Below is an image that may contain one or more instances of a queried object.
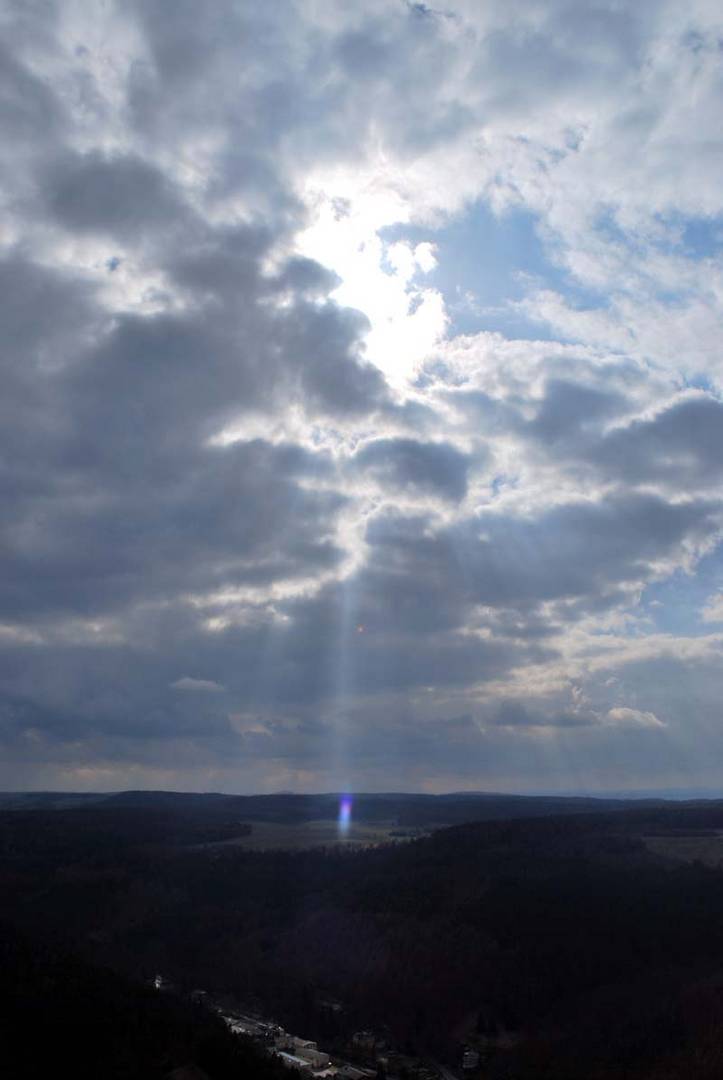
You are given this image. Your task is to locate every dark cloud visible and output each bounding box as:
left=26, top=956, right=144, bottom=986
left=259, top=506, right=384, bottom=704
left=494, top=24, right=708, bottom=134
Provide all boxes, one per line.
left=526, top=378, right=624, bottom=445
left=0, top=433, right=346, bottom=621
left=493, top=700, right=593, bottom=728
left=361, top=492, right=716, bottom=617
left=590, top=394, right=723, bottom=487
left=0, top=40, right=64, bottom=145
left=44, top=151, right=187, bottom=238
left=505, top=379, right=723, bottom=493
left=354, top=437, right=471, bottom=501
left=0, top=253, right=96, bottom=362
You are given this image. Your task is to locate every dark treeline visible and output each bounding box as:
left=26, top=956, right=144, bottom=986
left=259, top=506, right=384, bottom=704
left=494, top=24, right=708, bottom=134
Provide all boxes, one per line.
left=0, top=787, right=656, bottom=823
left=6, top=800, right=723, bottom=1076
left=0, top=922, right=292, bottom=1080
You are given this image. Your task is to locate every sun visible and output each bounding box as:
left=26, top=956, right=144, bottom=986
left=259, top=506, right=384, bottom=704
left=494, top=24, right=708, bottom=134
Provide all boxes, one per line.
left=296, top=172, right=447, bottom=389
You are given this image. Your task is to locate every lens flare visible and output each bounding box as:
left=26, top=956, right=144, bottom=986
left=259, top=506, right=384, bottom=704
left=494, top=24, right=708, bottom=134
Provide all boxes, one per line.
left=338, top=795, right=353, bottom=836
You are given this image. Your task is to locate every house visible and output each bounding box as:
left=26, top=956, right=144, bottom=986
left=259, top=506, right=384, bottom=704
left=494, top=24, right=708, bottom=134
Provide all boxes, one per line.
left=462, top=1049, right=480, bottom=1070
left=278, top=1051, right=315, bottom=1074
left=296, top=1046, right=330, bottom=1069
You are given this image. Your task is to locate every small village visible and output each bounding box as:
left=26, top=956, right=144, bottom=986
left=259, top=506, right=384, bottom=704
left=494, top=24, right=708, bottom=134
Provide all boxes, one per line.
left=213, top=1001, right=482, bottom=1080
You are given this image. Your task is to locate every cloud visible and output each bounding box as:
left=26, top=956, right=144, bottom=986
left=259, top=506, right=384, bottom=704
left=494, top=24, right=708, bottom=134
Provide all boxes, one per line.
left=605, top=707, right=665, bottom=730
left=353, top=438, right=472, bottom=501
left=493, top=699, right=595, bottom=729
left=1, top=0, right=723, bottom=793
left=701, top=593, right=723, bottom=624
left=171, top=677, right=225, bottom=693
left=579, top=393, right=723, bottom=491
left=43, top=151, right=187, bottom=238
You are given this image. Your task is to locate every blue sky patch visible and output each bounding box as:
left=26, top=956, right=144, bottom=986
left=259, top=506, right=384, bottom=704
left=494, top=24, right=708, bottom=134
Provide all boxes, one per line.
left=382, top=201, right=606, bottom=339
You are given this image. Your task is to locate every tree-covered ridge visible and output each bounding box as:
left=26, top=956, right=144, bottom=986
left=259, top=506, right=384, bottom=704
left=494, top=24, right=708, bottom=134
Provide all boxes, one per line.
left=0, top=924, right=292, bottom=1080
left=6, top=800, right=723, bottom=1076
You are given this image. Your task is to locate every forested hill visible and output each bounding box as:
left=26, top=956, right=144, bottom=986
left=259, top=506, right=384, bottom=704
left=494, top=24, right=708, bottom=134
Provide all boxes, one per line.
left=0, top=787, right=664, bottom=823
left=0, top=923, right=290, bottom=1080
left=6, top=799, right=723, bottom=1076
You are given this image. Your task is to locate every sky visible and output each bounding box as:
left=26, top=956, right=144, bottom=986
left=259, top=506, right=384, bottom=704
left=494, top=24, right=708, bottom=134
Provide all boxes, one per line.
left=2, top=0, right=723, bottom=795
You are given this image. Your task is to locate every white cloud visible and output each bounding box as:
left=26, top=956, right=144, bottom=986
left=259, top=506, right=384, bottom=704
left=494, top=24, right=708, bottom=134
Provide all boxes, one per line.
left=701, top=593, right=723, bottom=624
left=170, top=677, right=225, bottom=693
left=605, top=707, right=665, bottom=730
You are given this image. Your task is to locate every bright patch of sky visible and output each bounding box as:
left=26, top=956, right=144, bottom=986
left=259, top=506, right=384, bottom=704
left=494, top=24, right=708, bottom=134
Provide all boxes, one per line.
left=298, top=195, right=607, bottom=369
left=666, top=215, right=723, bottom=260
left=296, top=184, right=447, bottom=387
left=642, top=548, right=723, bottom=636
left=380, top=203, right=598, bottom=340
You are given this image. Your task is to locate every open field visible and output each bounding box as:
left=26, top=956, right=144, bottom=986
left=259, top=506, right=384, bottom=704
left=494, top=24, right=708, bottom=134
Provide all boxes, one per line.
left=642, top=832, right=723, bottom=866
left=197, top=819, right=425, bottom=851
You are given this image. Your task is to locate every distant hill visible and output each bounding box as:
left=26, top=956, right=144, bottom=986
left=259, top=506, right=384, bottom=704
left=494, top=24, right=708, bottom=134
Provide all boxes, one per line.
left=0, top=787, right=671, bottom=825
left=0, top=791, right=109, bottom=810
